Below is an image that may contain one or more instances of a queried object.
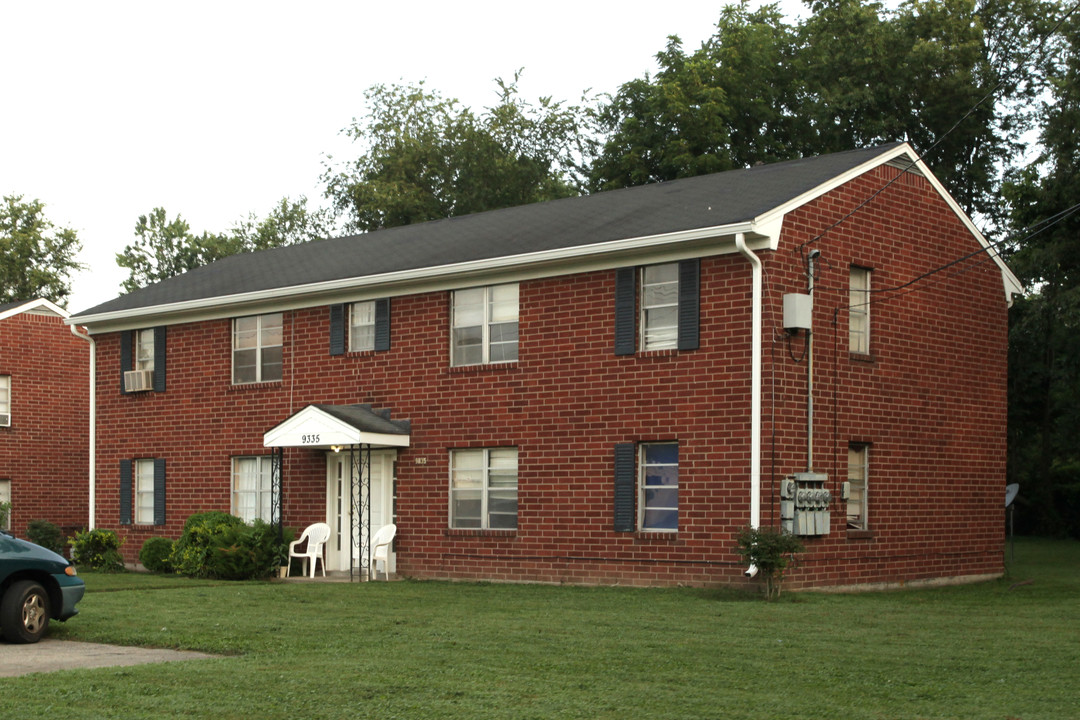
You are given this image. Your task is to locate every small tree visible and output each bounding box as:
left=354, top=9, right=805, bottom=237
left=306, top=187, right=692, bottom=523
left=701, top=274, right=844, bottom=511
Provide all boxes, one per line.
left=736, top=525, right=804, bottom=600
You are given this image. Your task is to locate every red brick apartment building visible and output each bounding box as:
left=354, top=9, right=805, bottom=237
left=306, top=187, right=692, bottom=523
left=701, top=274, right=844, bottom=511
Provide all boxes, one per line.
left=0, top=299, right=89, bottom=538
left=67, top=144, right=1022, bottom=589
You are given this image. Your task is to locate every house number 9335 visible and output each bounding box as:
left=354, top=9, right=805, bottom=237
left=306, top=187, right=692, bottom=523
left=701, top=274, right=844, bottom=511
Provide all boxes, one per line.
left=301, top=434, right=321, bottom=444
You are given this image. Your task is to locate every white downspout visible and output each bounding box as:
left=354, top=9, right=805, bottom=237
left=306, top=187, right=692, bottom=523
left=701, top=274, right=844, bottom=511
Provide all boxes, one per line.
left=70, top=325, right=96, bottom=531
left=735, top=234, right=762, bottom=577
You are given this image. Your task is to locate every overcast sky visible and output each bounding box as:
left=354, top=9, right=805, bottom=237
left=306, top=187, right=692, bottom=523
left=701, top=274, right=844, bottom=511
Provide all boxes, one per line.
left=1, top=1, right=807, bottom=314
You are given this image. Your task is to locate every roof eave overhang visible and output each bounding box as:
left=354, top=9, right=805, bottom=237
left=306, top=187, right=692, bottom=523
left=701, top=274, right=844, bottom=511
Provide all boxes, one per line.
left=263, top=405, right=410, bottom=449
left=66, top=221, right=779, bottom=333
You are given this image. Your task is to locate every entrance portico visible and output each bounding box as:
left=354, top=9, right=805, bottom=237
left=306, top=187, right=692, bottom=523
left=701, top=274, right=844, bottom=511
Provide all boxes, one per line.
left=263, top=404, right=409, bottom=579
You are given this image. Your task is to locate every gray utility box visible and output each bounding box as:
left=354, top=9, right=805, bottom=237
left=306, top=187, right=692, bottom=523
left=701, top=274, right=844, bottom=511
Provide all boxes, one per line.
left=780, top=472, right=832, bottom=536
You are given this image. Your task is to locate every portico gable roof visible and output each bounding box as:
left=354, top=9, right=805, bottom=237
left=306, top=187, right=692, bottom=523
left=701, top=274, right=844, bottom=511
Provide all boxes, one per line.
left=263, top=404, right=410, bottom=449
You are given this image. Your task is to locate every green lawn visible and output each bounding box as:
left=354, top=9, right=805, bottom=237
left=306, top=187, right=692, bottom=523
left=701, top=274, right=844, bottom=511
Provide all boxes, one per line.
left=2, top=538, right=1077, bottom=719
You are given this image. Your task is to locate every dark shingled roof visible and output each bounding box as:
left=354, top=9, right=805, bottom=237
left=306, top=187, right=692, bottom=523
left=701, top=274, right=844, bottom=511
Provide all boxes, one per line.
left=314, top=404, right=410, bottom=436
left=75, top=144, right=903, bottom=318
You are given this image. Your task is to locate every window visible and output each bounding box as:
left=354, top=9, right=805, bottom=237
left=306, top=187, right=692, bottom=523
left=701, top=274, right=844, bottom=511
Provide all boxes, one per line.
left=0, top=479, right=11, bottom=531
left=350, top=301, right=376, bottom=352
left=135, top=329, right=155, bottom=372
left=120, top=458, right=165, bottom=526
left=614, top=259, right=699, bottom=355
left=450, top=448, right=518, bottom=529
left=232, top=456, right=278, bottom=523
left=847, top=444, right=869, bottom=530
left=451, top=284, right=518, bottom=366
left=849, top=267, right=871, bottom=354
left=613, top=442, right=679, bottom=532
left=0, top=375, right=9, bottom=426
left=121, top=326, right=166, bottom=393
left=233, top=313, right=283, bottom=384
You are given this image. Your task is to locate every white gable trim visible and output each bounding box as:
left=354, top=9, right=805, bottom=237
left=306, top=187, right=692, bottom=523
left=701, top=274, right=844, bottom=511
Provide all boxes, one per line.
left=263, top=405, right=410, bottom=449
left=0, top=298, right=69, bottom=322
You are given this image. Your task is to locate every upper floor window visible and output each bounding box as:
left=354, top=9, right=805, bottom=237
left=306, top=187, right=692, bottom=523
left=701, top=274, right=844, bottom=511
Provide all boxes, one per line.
left=233, top=313, right=283, bottom=384
left=135, top=329, right=155, bottom=372
left=329, top=299, right=390, bottom=356
left=121, top=326, right=166, bottom=393
left=847, top=444, right=869, bottom=530
left=451, top=284, right=518, bottom=367
left=350, top=301, right=376, bottom=352
left=615, top=259, right=699, bottom=355
left=0, top=375, right=10, bottom=426
left=450, top=447, right=518, bottom=530
left=849, top=267, right=871, bottom=354
left=232, top=455, right=278, bottom=524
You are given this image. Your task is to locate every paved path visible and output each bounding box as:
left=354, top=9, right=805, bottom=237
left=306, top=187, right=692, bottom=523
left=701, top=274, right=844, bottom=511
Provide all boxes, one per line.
left=0, top=638, right=215, bottom=677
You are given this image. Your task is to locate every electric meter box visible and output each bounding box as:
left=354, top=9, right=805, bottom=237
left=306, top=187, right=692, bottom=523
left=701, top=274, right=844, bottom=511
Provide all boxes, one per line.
left=780, top=472, right=832, bottom=536
left=783, top=293, right=813, bottom=333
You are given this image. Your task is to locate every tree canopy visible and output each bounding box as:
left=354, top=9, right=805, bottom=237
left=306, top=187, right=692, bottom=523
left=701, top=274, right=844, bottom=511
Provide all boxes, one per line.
left=0, top=195, right=84, bottom=306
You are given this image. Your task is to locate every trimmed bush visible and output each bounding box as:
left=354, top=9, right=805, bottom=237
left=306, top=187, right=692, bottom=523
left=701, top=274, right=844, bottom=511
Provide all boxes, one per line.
left=70, top=528, right=126, bottom=572
left=139, top=537, right=175, bottom=573
left=26, top=520, right=65, bottom=555
left=735, top=525, right=804, bottom=600
left=171, top=512, right=291, bottom=580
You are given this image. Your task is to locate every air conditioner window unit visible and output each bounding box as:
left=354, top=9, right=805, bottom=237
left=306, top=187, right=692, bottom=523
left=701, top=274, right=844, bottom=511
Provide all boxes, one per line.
left=124, top=369, right=153, bottom=392
left=0, top=413, right=9, bottom=427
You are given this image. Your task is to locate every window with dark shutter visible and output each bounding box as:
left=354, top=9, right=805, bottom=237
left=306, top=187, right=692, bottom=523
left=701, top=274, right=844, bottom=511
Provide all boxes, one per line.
left=119, top=459, right=132, bottom=525
left=613, top=443, right=636, bottom=532
left=614, top=268, right=636, bottom=356
left=374, top=298, right=391, bottom=352
left=152, top=326, right=167, bottom=392
left=120, top=332, right=132, bottom=394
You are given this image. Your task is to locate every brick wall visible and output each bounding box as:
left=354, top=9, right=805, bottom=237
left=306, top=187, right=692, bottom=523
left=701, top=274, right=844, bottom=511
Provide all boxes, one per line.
left=0, top=311, right=89, bottom=539
left=94, top=165, right=1010, bottom=589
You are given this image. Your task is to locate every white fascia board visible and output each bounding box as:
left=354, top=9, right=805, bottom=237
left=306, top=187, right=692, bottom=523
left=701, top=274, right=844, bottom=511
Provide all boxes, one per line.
left=68, top=220, right=778, bottom=333
left=263, top=406, right=410, bottom=449
left=0, top=298, right=69, bottom=322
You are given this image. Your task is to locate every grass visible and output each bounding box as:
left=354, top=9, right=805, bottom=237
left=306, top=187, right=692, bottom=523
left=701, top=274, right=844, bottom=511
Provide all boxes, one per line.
left=1, top=538, right=1077, bottom=719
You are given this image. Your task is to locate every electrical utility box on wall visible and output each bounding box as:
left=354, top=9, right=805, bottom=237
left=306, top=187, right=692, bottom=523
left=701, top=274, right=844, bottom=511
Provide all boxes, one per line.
left=783, top=293, right=813, bottom=333
left=780, top=472, right=832, bottom=536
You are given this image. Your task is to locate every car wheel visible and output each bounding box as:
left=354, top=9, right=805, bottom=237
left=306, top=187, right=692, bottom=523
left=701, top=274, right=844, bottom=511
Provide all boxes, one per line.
left=1, top=580, right=51, bottom=644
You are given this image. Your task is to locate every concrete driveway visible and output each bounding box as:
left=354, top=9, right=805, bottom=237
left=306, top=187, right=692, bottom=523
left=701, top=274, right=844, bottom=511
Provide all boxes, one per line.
left=0, top=638, right=215, bottom=677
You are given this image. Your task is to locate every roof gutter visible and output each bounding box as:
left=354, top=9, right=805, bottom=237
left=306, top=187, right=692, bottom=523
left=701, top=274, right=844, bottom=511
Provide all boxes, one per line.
left=735, top=233, right=762, bottom=578
left=69, top=323, right=96, bottom=531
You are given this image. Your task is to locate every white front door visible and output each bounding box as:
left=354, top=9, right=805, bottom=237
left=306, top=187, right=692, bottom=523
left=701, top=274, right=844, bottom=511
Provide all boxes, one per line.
left=326, top=450, right=394, bottom=573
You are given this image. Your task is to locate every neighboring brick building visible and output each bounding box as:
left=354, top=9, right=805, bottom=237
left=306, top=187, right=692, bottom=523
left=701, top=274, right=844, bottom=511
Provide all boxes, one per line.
left=67, top=144, right=1022, bottom=589
left=0, top=299, right=89, bottom=539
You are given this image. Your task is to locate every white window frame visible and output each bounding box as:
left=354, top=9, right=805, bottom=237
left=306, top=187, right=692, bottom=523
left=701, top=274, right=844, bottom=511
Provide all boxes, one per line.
left=231, top=456, right=278, bottom=524
left=0, top=479, right=11, bottom=531
left=135, top=328, right=155, bottom=372
left=134, top=458, right=156, bottom=525
left=449, top=448, right=518, bottom=530
left=349, top=301, right=376, bottom=353
left=641, top=263, right=679, bottom=351
left=847, top=444, right=869, bottom=530
left=0, top=375, right=9, bottom=427
left=232, top=313, right=283, bottom=384
left=849, top=267, right=871, bottom=354
left=639, top=442, right=679, bottom=531
left=450, top=284, right=519, bottom=367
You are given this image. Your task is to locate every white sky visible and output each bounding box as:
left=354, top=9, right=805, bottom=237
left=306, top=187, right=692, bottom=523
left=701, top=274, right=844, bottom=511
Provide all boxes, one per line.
left=1, top=1, right=808, bottom=314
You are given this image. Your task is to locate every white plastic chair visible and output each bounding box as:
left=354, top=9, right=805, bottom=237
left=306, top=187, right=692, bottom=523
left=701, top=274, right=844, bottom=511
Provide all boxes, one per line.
left=287, top=522, right=331, bottom=578
left=369, top=523, right=397, bottom=581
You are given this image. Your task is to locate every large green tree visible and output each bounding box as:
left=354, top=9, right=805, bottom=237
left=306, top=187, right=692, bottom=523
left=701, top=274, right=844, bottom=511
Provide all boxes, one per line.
left=0, top=195, right=84, bottom=305
left=323, top=74, right=592, bottom=232
left=1003, top=8, right=1080, bottom=537
left=116, top=197, right=331, bottom=292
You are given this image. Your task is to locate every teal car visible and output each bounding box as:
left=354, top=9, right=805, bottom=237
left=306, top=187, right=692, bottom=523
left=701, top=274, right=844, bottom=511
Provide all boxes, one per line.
left=0, top=530, right=85, bottom=643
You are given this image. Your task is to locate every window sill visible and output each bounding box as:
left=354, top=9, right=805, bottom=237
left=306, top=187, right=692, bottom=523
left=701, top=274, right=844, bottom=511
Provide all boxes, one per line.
left=445, top=528, right=517, bottom=538
left=448, top=361, right=519, bottom=375
left=849, top=352, right=875, bottom=364
left=634, top=531, right=679, bottom=542
left=846, top=529, right=874, bottom=540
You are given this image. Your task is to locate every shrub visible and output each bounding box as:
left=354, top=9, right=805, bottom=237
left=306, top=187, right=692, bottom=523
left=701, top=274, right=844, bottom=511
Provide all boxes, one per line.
left=171, top=512, right=291, bottom=580
left=735, top=525, right=804, bottom=600
left=0, top=501, right=10, bottom=531
left=26, top=520, right=65, bottom=555
left=70, top=528, right=126, bottom=572
left=139, top=537, right=175, bottom=573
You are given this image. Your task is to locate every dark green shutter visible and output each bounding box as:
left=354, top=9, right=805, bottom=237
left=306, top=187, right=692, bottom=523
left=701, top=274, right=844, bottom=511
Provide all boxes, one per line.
left=374, top=298, right=391, bottom=352
left=613, top=443, right=636, bottom=532
left=614, top=268, right=636, bottom=356
left=329, top=304, right=345, bottom=356
left=120, top=331, right=132, bottom=394
left=152, top=326, right=167, bottom=392
left=119, top=459, right=132, bottom=525
left=153, top=458, right=167, bottom=526
left=677, top=259, right=700, bottom=351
